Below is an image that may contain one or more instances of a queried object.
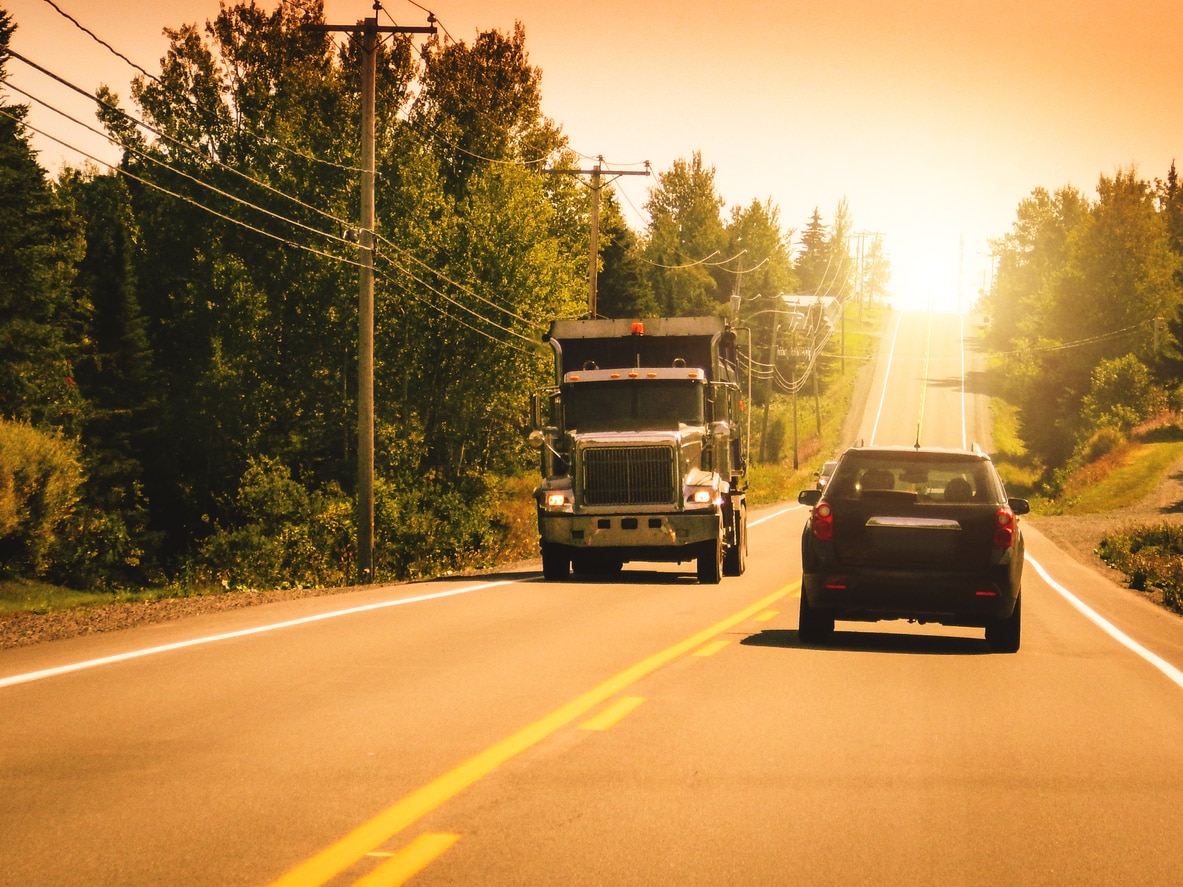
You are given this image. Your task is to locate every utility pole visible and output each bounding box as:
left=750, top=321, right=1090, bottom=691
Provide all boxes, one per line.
left=304, top=4, right=435, bottom=584
left=758, top=312, right=780, bottom=463
left=545, top=159, right=650, bottom=316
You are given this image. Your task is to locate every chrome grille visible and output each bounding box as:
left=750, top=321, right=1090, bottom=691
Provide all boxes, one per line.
left=582, top=446, right=676, bottom=506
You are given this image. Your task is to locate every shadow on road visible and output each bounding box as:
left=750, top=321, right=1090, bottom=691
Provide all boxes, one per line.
left=741, top=627, right=990, bottom=656
left=430, top=567, right=701, bottom=586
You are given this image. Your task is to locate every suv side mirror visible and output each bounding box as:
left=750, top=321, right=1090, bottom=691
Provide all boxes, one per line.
left=798, top=489, right=822, bottom=507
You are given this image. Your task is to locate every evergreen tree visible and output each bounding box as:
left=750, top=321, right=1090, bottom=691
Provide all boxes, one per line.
left=0, top=8, right=87, bottom=431
left=55, top=168, right=160, bottom=584
left=596, top=190, right=657, bottom=318
left=794, top=208, right=830, bottom=295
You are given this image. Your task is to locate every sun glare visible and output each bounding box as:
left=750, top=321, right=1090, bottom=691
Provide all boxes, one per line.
left=884, top=236, right=985, bottom=315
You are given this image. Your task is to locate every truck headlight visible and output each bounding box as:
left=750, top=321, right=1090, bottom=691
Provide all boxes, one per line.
left=545, top=491, right=568, bottom=509
left=685, top=486, right=720, bottom=507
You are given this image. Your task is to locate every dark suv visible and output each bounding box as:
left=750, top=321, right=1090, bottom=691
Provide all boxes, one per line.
left=797, top=446, right=1028, bottom=652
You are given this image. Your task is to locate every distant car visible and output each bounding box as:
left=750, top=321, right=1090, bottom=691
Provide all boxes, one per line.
left=815, top=460, right=838, bottom=490
left=796, top=445, right=1028, bottom=652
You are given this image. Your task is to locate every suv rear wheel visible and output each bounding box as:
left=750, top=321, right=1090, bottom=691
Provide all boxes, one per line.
left=798, top=590, right=835, bottom=644
left=985, top=592, right=1021, bottom=653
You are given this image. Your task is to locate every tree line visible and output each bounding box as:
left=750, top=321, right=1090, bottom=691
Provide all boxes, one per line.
left=0, top=3, right=881, bottom=594
left=982, top=164, right=1183, bottom=486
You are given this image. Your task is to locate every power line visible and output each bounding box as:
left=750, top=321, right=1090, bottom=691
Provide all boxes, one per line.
left=32, top=0, right=365, bottom=174
left=1, top=107, right=358, bottom=267
left=9, top=50, right=548, bottom=341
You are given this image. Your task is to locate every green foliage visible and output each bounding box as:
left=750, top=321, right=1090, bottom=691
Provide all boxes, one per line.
left=198, top=457, right=355, bottom=590
left=725, top=198, right=798, bottom=301
left=1098, top=522, right=1183, bottom=612
left=0, top=419, right=83, bottom=576
left=1080, top=354, right=1162, bottom=432
left=985, top=167, right=1183, bottom=470
left=643, top=152, right=728, bottom=316
left=0, top=50, right=88, bottom=432
left=597, top=191, right=658, bottom=318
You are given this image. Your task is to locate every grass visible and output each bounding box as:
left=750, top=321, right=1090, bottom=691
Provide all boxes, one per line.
left=0, top=579, right=110, bottom=615
left=0, top=577, right=203, bottom=615
left=1055, top=439, right=1183, bottom=514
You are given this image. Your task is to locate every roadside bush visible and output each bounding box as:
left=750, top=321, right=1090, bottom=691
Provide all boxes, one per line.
left=197, top=456, right=355, bottom=590
left=0, top=419, right=83, bottom=577
left=374, top=470, right=522, bottom=581
left=1097, top=522, right=1183, bottom=612
left=1081, top=354, right=1161, bottom=432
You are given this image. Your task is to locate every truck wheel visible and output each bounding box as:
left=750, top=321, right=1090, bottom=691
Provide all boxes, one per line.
left=697, top=537, right=723, bottom=585
left=797, top=589, right=834, bottom=644
left=723, top=506, right=747, bottom=576
left=541, top=543, right=569, bottom=581
left=985, top=591, right=1021, bottom=653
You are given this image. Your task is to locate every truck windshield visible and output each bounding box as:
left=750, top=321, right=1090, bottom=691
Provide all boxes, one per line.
left=562, top=380, right=705, bottom=431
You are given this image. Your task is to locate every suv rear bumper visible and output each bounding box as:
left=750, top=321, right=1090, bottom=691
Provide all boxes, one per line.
left=801, top=564, right=1020, bottom=627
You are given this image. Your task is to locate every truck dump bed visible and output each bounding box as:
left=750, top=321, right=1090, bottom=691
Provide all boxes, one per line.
left=546, top=318, right=735, bottom=381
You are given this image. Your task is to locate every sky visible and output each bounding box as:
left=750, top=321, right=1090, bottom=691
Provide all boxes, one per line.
left=4, top=0, right=1183, bottom=312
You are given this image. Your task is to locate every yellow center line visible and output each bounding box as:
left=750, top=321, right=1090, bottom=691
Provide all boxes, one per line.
left=753, top=610, right=778, bottom=622
left=693, top=639, right=730, bottom=657
left=351, top=833, right=459, bottom=887
left=579, top=696, right=646, bottom=731
left=268, top=583, right=796, bottom=887
left=917, top=310, right=933, bottom=445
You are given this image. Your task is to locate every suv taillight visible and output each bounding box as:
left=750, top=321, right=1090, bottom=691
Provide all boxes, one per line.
left=812, top=502, right=834, bottom=542
left=993, top=507, right=1016, bottom=549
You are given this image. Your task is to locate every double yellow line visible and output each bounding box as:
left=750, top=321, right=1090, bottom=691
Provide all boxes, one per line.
left=270, top=583, right=796, bottom=886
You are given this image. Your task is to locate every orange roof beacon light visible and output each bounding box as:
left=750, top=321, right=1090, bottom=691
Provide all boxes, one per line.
left=631, top=321, right=644, bottom=335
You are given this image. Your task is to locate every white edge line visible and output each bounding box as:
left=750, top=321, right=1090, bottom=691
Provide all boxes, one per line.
left=869, top=312, right=903, bottom=446
left=0, top=580, right=513, bottom=690
left=1029, top=555, right=1183, bottom=689
left=750, top=505, right=804, bottom=527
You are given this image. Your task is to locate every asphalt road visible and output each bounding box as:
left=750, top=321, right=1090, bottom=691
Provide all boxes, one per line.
left=5, top=311, right=1183, bottom=886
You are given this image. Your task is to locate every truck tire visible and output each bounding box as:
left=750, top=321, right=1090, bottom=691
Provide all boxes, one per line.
left=541, top=542, right=569, bottom=581
left=697, top=537, right=723, bottom=585
left=985, top=591, right=1021, bottom=653
left=723, top=504, right=747, bottom=576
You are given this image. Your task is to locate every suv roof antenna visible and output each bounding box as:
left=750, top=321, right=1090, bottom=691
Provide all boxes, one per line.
left=914, top=423, right=921, bottom=450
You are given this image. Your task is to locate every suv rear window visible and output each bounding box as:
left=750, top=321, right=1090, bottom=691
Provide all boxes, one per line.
left=826, top=453, right=1002, bottom=504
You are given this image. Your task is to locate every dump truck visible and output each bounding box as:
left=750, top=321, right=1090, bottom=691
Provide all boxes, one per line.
left=529, top=317, right=749, bottom=583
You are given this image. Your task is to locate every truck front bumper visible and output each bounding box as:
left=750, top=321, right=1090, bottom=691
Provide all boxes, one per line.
left=539, top=510, right=721, bottom=551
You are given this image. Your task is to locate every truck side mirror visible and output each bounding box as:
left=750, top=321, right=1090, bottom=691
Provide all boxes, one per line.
left=529, top=393, right=543, bottom=430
